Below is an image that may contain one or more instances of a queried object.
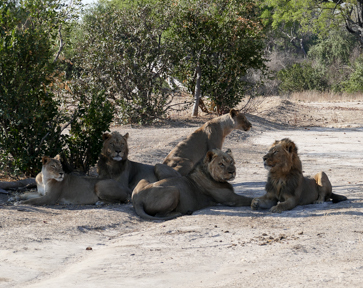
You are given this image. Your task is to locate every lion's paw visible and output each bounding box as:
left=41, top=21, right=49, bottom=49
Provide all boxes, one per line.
left=270, top=205, right=283, bottom=213
left=313, top=200, right=324, bottom=205
left=251, top=198, right=260, bottom=210
left=7, top=196, right=20, bottom=203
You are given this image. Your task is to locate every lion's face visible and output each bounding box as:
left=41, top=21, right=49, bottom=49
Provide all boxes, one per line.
left=263, top=138, right=301, bottom=174
left=102, top=131, right=129, bottom=162
left=204, top=149, right=236, bottom=182
left=42, top=156, right=64, bottom=182
left=230, top=109, right=252, bottom=131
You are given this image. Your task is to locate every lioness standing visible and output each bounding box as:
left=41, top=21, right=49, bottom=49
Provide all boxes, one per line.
left=132, top=149, right=253, bottom=220
left=163, top=109, right=252, bottom=176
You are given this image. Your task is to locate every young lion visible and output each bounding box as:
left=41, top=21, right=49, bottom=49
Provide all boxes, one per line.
left=251, top=138, right=347, bottom=213
left=17, top=156, right=129, bottom=205
left=97, top=131, right=162, bottom=192
left=163, top=109, right=252, bottom=176
left=132, top=149, right=253, bottom=220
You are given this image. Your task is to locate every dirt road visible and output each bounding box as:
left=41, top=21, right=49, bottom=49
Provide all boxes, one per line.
left=1, top=97, right=362, bottom=287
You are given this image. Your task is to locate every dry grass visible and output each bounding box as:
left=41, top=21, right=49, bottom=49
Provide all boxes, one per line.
left=283, top=91, right=363, bottom=102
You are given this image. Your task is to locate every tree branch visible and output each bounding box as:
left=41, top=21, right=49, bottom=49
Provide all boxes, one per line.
left=53, top=25, right=64, bottom=63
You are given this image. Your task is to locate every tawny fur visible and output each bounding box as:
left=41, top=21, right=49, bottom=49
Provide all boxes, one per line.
left=97, top=131, right=159, bottom=192
left=163, top=109, right=252, bottom=176
left=17, top=156, right=128, bottom=205
left=251, top=138, right=347, bottom=213
left=132, top=149, right=252, bottom=220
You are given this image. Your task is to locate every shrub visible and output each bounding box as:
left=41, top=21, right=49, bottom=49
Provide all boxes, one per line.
left=0, top=0, right=113, bottom=176
left=0, top=0, right=67, bottom=176
left=277, top=62, right=328, bottom=93
left=72, top=3, right=177, bottom=125
left=65, top=90, right=114, bottom=173
left=341, top=58, right=363, bottom=93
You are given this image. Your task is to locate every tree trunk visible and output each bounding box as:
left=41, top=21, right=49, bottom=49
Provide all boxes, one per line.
left=192, top=65, right=201, bottom=117
left=300, top=38, right=307, bottom=57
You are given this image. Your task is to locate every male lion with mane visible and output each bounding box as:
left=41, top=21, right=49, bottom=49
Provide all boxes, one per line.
left=163, top=109, right=252, bottom=176
left=132, top=149, right=253, bottom=220
left=16, top=156, right=128, bottom=205
left=251, top=138, right=347, bottom=213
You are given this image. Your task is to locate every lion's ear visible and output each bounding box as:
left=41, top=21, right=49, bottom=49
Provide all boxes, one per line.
left=229, top=109, right=238, bottom=118
left=123, top=132, right=129, bottom=139
left=205, top=149, right=217, bottom=163
left=225, top=148, right=233, bottom=157
left=281, top=138, right=297, bottom=154
left=42, top=156, right=51, bottom=165
left=54, top=154, right=61, bottom=161
left=102, top=133, right=112, bottom=141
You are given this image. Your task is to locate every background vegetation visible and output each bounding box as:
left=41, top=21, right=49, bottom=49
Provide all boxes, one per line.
left=0, top=0, right=362, bottom=176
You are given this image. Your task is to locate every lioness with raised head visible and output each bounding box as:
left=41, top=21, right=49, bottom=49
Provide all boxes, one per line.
left=17, top=156, right=129, bottom=205
left=132, top=149, right=253, bottom=220
left=163, top=109, right=252, bottom=176
left=97, top=131, right=160, bottom=192
left=251, top=138, right=347, bottom=213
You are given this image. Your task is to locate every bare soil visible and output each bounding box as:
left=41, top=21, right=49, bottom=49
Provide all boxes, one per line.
left=0, top=96, right=362, bottom=288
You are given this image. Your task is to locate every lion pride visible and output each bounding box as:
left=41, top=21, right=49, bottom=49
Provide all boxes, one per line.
left=132, top=149, right=252, bottom=220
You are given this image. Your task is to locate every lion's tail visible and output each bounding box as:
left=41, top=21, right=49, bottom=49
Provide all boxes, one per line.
left=134, top=202, right=182, bottom=221
left=331, top=193, right=348, bottom=203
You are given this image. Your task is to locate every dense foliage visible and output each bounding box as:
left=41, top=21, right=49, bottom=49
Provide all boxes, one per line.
left=261, top=0, right=363, bottom=94
left=71, top=2, right=177, bottom=124
left=2, top=0, right=363, bottom=176
left=277, top=63, right=328, bottom=93
left=0, top=0, right=67, bottom=175
left=168, top=0, right=267, bottom=115
left=0, top=0, right=113, bottom=176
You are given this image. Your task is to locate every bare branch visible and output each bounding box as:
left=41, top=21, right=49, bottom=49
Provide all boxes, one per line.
left=53, top=25, right=64, bottom=63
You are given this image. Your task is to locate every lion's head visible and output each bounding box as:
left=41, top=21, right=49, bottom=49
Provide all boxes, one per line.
left=203, top=148, right=236, bottom=182
left=263, top=138, right=302, bottom=174
left=101, top=131, right=129, bottom=162
left=230, top=109, right=252, bottom=131
left=42, top=156, right=65, bottom=182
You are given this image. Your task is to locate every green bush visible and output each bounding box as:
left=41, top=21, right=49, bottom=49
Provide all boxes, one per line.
left=0, top=0, right=113, bottom=176
left=72, top=3, right=176, bottom=125
left=0, top=0, right=67, bottom=176
left=65, top=90, right=114, bottom=173
left=308, top=30, right=356, bottom=67
left=341, top=57, right=363, bottom=93
left=277, top=62, right=328, bottom=93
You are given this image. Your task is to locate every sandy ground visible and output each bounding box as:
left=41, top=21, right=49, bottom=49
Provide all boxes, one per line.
left=0, top=96, right=362, bottom=287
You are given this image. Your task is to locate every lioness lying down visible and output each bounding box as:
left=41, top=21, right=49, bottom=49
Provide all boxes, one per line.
left=163, top=109, right=252, bottom=176
left=251, top=138, right=347, bottom=213
left=17, top=156, right=129, bottom=205
left=132, top=149, right=253, bottom=220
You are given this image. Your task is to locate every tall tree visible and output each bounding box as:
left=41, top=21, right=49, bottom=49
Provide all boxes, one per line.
left=168, top=0, right=267, bottom=116
left=72, top=2, right=177, bottom=124
left=263, top=0, right=363, bottom=46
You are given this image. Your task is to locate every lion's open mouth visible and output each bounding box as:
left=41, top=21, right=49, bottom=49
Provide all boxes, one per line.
left=113, top=156, right=123, bottom=161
